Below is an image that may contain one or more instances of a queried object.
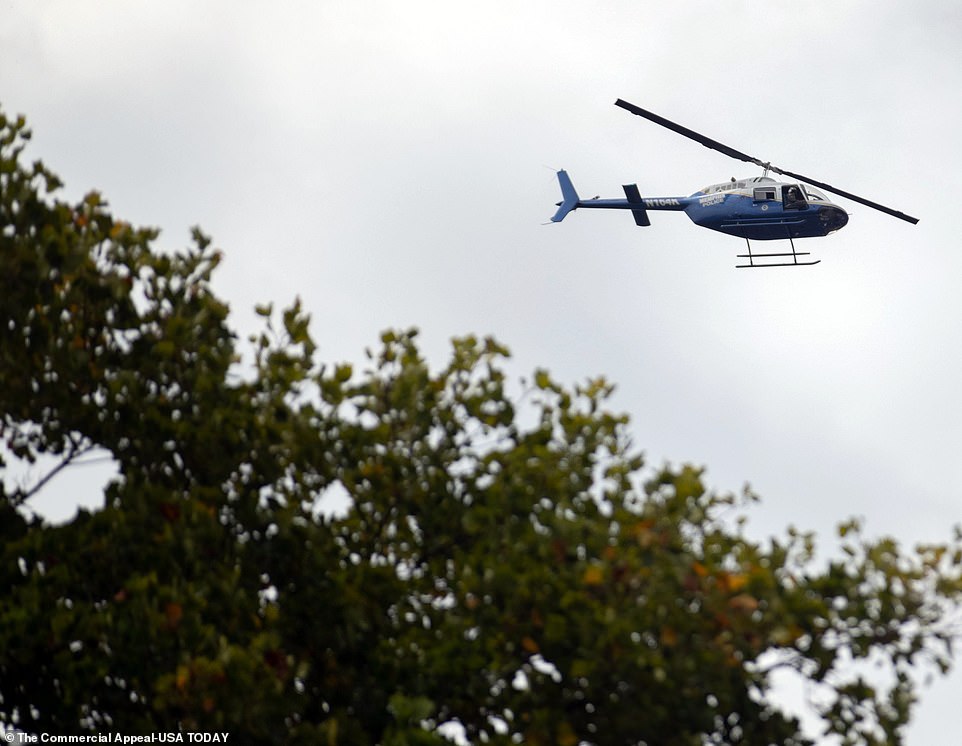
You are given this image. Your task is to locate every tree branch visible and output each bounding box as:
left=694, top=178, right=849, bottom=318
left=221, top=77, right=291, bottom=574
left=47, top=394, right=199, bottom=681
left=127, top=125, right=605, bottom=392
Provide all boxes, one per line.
left=11, top=438, right=99, bottom=508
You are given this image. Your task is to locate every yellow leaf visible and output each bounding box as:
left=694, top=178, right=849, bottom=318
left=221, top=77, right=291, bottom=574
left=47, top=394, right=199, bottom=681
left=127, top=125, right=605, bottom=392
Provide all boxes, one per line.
left=582, top=564, right=604, bottom=586
left=728, top=573, right=748, bottom=592
left=175, top=664, right=190, bottom=691
left=718, top=571, right=748, bottom=593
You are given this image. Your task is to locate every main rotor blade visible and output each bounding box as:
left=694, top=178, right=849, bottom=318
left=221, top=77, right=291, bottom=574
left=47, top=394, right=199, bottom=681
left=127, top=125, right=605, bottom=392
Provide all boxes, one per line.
left=765, top=165, right=919, bottom=224
left=614, top=98, right=919, bottom=225
left=615, top=99, right=767, bottom=170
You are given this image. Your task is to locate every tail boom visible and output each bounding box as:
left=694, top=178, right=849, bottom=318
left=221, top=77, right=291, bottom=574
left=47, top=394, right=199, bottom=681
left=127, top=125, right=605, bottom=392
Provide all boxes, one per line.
left=550, top=170, right=687, bottom=226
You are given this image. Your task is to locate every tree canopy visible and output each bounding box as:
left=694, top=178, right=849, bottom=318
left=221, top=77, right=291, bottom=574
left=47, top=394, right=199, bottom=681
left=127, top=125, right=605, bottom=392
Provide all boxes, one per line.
left=2, top=108, right=962, bottom=745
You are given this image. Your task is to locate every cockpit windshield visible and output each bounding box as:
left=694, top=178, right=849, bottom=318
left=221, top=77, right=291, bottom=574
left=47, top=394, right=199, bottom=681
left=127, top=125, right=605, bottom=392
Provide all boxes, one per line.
left=802, top=185, right=828, bottom=202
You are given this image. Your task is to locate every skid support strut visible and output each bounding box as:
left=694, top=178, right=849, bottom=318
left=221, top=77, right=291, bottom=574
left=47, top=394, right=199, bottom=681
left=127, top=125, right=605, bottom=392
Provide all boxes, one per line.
left=736, top=236, right=820, bottom=268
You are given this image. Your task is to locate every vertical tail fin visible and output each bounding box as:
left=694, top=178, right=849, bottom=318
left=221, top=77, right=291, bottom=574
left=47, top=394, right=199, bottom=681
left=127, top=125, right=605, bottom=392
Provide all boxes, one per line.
left=550, top=170, right=580, bottom=222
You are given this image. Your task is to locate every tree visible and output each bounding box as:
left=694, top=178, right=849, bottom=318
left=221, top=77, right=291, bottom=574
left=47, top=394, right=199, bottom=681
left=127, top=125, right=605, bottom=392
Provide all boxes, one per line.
left=2, top=107, right=961, bottom=745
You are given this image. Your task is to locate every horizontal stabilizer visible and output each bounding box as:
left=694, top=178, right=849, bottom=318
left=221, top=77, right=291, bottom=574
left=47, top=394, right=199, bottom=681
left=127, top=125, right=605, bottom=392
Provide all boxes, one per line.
left=623, top=183, right=650, bottom=227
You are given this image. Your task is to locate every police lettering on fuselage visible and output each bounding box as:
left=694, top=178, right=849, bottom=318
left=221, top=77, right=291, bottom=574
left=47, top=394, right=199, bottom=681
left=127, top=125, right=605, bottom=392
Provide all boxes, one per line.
left=698, top=194, right=724, bottom=207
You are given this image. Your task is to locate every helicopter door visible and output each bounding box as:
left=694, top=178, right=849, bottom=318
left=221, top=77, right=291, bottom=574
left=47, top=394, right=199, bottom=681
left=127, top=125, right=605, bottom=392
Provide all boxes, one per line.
left=782, top=184, right=808, bottom=210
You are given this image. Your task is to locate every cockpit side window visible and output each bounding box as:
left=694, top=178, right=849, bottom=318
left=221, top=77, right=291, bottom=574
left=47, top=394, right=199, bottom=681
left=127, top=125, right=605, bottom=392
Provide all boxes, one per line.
left=783, top=184, right=807, bottom=210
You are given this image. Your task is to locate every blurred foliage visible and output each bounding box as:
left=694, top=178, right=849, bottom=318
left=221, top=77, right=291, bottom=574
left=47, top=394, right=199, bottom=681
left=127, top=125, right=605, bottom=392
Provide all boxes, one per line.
left=2, top=108, right=962, bottom=745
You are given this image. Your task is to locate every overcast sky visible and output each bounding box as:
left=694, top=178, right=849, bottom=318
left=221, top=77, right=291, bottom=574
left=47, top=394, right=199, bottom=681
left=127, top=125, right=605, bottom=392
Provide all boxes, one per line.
left=3, top=1, right=962, bottom=741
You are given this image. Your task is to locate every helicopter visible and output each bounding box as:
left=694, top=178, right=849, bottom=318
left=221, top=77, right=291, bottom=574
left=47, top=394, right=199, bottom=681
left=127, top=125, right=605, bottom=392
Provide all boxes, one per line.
left=550, top=99, right=919, bottom=268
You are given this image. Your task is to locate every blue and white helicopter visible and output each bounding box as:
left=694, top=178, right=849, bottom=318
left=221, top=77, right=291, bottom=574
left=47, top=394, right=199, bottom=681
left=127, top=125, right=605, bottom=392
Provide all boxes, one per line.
left=550, top=99, right=919, bottom=268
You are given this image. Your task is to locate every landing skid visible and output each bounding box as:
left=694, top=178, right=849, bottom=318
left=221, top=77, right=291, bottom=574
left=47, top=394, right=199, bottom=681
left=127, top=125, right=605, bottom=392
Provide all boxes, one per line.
left=736, top=236, right=820, bottom=269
